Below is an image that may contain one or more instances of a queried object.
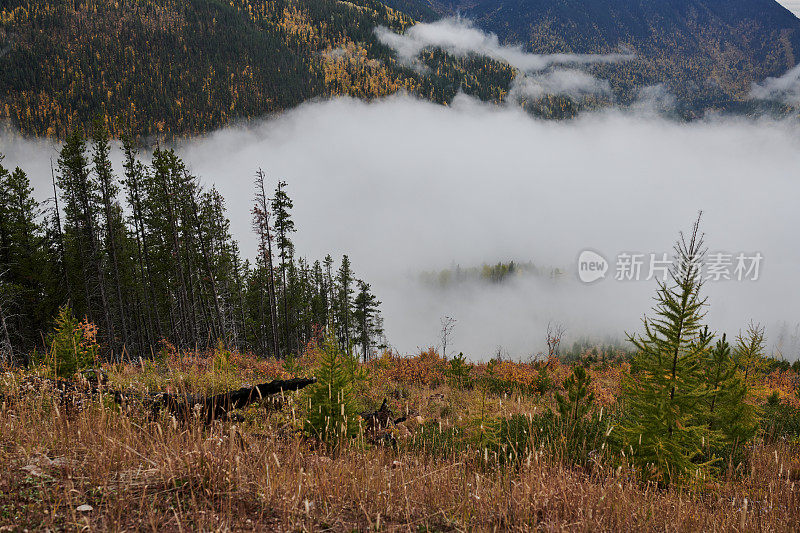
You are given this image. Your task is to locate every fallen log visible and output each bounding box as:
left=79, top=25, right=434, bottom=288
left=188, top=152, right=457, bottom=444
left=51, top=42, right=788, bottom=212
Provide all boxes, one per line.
left=1, top=373, right=316, bottom=424
left=145, top=377, right=317, bottom=423
left=0, top=374, right=108, bottom=415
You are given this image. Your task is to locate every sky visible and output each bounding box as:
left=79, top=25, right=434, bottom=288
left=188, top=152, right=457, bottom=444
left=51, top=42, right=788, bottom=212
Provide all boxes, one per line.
left=780, top=1, right=800, bottom=16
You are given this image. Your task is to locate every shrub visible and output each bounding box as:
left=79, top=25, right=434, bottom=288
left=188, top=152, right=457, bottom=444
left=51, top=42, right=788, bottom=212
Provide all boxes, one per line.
left=476, top=358, right=535, bottom=396
left=762, top=394, right=800, bottom=442
left=556, top=364, right=594, bottom=424
left=444, top=352, right=473, bottom=390
left=211, top=343, right=237, bottom=374
left=492, top=414, right=535, bottom=465
left=534, top=364, right=553, bottom=396
left=542, top=409, right=612, bottom=466
left=486, top=409, right=612, bottom=468
left=38, top=306, right=98, bottom=378
left=304, top=333, right=365, bottom=446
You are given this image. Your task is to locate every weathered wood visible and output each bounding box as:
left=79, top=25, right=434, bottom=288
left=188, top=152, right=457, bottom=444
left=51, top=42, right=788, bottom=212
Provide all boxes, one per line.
left=0, top=373, right=108, bottom=414
left=360, top=399, right=408, bottom=445
left=1, top=373, right=316, bottom=424
left=145, top=377, right=317, bottom=422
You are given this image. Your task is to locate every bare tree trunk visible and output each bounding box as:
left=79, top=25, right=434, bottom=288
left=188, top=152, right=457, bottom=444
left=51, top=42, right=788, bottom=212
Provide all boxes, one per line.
left=0, top=299, right=12, bottom=366
left=188, top=188, right=223, bottom=342
left=100, top=181, right=130, bottom=353
left=51, top=160, right=71, bottom=302
left=162, top=176, right=193, bottom=348
left=255, top=170, right=280, bottom=357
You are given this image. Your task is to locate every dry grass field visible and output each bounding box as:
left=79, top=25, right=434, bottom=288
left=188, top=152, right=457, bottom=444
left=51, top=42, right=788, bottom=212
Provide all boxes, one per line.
left=2, top=345, right=800, bottom=532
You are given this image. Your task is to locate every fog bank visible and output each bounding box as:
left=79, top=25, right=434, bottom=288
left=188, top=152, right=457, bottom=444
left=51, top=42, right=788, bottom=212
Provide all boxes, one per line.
left=2, top=95, right=800, bottom=359
left=376, top=17, right=627, bottom=100
left=375, top=17, right=632, bottom=72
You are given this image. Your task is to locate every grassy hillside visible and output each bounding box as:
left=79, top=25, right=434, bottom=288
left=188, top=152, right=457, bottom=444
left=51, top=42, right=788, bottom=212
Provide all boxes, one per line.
left=3, top=344, right=800, bottom=529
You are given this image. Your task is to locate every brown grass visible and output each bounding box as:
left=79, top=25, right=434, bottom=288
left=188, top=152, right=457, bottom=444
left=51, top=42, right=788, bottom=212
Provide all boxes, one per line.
left=2, top=352, right=800, bottom=532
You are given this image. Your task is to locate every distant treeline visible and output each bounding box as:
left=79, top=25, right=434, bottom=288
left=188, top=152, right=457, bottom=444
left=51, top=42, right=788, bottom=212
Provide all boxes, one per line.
left=0, top=121, right=385, bottom=363
left=420, top=260, right=565, bottom=288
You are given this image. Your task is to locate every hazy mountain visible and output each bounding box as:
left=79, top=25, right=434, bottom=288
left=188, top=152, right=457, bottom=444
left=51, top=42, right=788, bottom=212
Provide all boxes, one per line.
left=385, top=0, right=800, bottom=111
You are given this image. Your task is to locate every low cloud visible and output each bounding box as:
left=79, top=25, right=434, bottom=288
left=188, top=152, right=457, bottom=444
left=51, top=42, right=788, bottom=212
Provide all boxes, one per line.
left=375, top=17, right=632, bottom=73
left=2, top=95, right=800, bottom=359
left=631, top=84, right=678, bottom=114
left=750, top=63, right=800, bottom=105
left=375, top=17, right=629, bottom=101
left=510, top=70, right=611, bottom=100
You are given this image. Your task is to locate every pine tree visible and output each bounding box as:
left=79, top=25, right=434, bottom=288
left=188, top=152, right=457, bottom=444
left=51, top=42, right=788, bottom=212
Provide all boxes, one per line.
left=272, top=180, right=295, bottom=355
left=200, top=188, right=241, bottom=348
left=304, top=333, right=362, bottom=446
left=0, top=160, right=53, bottom=360
left=58, top=129, right=115, bottom=355
left=735, top=322, right=766, bottom=389
left=0, top=145, right=388, bottom=361
left=352, top=279, right=383, bottom=362
left=148, top=148, right=198, bottom=348
left=47, top=157, right=70, bottom=308
left=323, top=254, right=335, bottom=317
left=0, top=155, right=13, bottom=365
left=311, top=260, right=328, bottom=333
left=619, top=216, right=715, bottom=486
left=0, top=156, right=14, bottom=267
left=336, top=255, right=354, bottom=351
left=122, top=135, right=162, bottom=349
left=253, top=170, right=281, bottom=356
left=190, top=185, right=225, bottom=345
left=704, top=332, right=730, bottom=432
left=704, top=333, right=760, bottom=453
left=556, top=364, right=595, bottom=424
left=40, top=305, right=98, bottom=378
left=92, top=119, right=130, bottom=353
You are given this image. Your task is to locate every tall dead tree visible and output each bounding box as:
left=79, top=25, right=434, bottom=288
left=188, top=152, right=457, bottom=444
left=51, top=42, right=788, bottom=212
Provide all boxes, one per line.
left=0, top=282, right=12, bottom=366
left=440, top=315, right=456, bottom=360
left=253, top=169, right=280, bottom=357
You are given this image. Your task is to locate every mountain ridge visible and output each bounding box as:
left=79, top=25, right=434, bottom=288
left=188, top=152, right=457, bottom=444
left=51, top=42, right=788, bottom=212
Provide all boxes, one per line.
left=2, top=0, right=799, bottom=138
left=384, top=0, right=800, bottom=109
left=0, top=0, right=516, bottom=138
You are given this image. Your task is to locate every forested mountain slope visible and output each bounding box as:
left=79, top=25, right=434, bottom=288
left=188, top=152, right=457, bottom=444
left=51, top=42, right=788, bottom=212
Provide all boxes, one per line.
left=386, top=0, right=800, bottom=111
left=2, top=0, right=799, bottom=137
left=0, top=0, right=515, bottom=137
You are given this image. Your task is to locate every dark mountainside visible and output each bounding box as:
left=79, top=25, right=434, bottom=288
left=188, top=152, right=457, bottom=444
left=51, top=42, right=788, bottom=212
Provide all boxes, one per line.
left=0, top=0, right=515, bottom=138
left=2, top=0, right=799, bottom=138
left=386, top=0, right=800, bottom=111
